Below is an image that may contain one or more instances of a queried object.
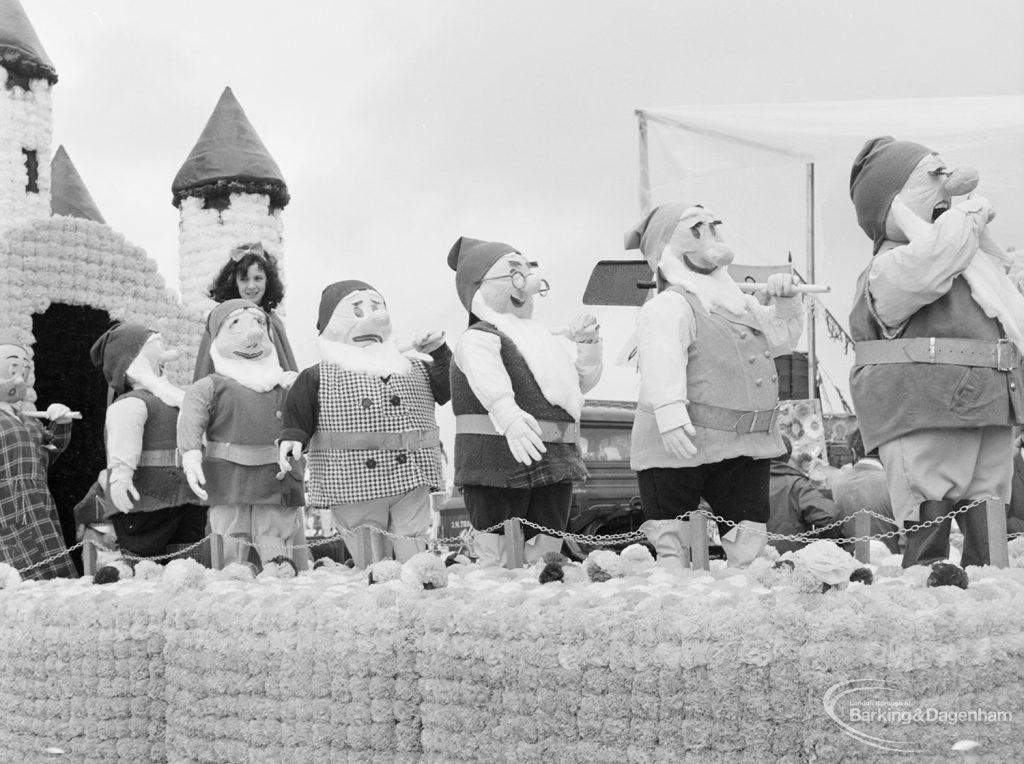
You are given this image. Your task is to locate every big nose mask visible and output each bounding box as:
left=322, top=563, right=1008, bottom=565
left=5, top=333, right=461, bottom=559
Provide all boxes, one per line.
left=348, top=310, right=392, bottom=345
left=943, top=165, right=980, bottom=197
left=0, top=372, right=26, bottom=403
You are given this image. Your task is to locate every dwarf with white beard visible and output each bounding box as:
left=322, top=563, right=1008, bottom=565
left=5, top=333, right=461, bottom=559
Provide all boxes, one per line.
left=177, top=299, right=304, bottom=567
left=626, top=203, right=802, bottom=568
left=447, top=237, right=603, bottom=566
left=279, top=281, right=451, bottom=566
left=90, top=322, right=207, bottom=560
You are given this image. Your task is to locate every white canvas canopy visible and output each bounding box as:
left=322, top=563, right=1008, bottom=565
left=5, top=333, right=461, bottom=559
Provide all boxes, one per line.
left=635, top=95, right=1024, bottom=411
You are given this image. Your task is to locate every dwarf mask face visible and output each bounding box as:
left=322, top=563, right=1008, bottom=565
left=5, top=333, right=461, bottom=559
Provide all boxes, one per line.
left=127, top=334, right=180, bottom=384
left=477, top=254, right=549, bottom=319
left=663, top=206, right=735, bottom=274
left=321, top=289, right=392, bottom=347
left=885, top=153, right=979, bottom=242
left=0, top=344, right=29, bottom=404
left=212, top=307, right=274, bottom=361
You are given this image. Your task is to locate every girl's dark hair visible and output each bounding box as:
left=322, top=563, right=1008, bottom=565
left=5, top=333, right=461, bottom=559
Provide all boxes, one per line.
left=206, top=244, right=285, bottom=311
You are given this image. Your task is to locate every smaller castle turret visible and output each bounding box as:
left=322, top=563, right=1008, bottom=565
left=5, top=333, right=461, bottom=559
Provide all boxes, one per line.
left=171, top=86, right=289, bottom=309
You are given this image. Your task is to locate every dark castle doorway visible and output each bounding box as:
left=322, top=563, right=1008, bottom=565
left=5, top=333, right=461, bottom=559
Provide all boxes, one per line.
left=32, top=303, right=111, bottom=575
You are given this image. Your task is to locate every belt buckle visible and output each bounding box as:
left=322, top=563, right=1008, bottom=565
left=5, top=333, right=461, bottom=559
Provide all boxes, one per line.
left=734, top=411, right=755, bottom=434
left=402, top=431, right=419, bottom=451
left=997, top=339, right=1016, bottom=372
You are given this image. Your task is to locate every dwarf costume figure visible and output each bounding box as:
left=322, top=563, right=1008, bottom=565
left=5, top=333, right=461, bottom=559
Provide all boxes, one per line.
left=849, top=136, right=1024, bottom=568
left=280, top=281, right=450, bottom=566
left=626, top=203, right=803, bottom=568
left=447, top=237, right=603, bottom=566
left=177, top=299, right=305, bottom=568
left=89, top=323, right=207, bottom=560
left=0, top=341, right=77, bottom=579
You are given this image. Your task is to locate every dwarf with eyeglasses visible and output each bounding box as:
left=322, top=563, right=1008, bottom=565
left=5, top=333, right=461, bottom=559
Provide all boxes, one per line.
left=446, top=237, right=603, bottom=566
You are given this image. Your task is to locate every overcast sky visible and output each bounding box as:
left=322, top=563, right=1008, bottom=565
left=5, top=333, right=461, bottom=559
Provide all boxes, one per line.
left=25, top=0, right=1024, bottom=404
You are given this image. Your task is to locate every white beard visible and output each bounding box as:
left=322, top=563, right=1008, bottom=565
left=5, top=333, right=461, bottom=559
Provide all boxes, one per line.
left=471, top=297, right=583, bottom=420
left=210, top=345, right=286, bottom=392
left=124, top=356, right=185, bottom=408
left=316, top=336, right=412, bottom=377
left=658, top=254, right=753, bottom=316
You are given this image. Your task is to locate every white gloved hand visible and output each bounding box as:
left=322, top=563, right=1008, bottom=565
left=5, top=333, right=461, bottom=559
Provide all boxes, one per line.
left=181, top=449, right=208, bottom=501
left=278, top=440, right=303, bottom=475
left=504, top=413, right=547, bottom=466
left=662, top=423, right=698, bottom=460
left=412, top=330, right=446, bottom=354
left=764, top=273, right=798, bottom=299
left=567, top=313, right=600, bottom=343
left=46, top=403, right=73, bottom=424
left=110, top=479, right=140, bottom=513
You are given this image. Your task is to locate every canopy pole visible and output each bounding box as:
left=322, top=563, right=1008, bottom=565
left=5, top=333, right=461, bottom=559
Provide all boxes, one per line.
left=806, top=162, right=817, bottom=401
left=637, top=112, right=651, bottom=214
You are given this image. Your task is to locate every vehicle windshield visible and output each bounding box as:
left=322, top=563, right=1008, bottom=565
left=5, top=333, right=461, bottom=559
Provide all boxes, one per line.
left=580, top=426, right=631, bottom=462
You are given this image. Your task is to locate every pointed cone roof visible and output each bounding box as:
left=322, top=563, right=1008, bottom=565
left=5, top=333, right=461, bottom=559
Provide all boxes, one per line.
left=0, top=0, right=57, bottom=84
left=171, top=86, right=289, bottom=208
left=50, top=146, right=106, bottom=224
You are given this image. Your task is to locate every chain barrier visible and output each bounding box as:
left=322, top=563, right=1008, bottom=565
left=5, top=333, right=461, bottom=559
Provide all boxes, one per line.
left=9, top=496, right=1018, bottom=577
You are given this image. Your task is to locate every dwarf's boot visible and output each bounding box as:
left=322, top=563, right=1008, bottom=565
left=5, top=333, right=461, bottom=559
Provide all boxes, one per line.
left=391, top=536, right=427, bottom=563
left=524, top=533, right=564, bottom=564
left=901, top=499, right=952, bottom=569
left=473, top=532, right=506, bottom=566
left=255, top=534, right=289, bottom=566
left=721, top=520, right=767, bottom=568
left=641, top=519, right=691, bottom=570
left=954, top=500, right=990, bottom=567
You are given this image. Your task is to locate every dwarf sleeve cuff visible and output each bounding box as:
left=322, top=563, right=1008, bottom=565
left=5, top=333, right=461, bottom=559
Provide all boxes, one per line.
left=654, top=401, right=692, bottom=434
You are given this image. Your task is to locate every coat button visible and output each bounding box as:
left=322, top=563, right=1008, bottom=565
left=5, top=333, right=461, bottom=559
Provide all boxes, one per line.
left=396, top=453, right=408, bottom=465
left=771, top=374, right=778, bottom=382
left=748, top=355, right=756, bottom=363
left=275, top=411, right=283, bottom=420
left=390, top=395, right=401, bottom=406
left=1012, top=382, right=1018, bottom=391
left=755, top=378, right=764, bottom=387
left=361, top=398, right=372, bottom=409
left=365, top=458, right=377, bottom=469
left=764, top=350, right=771, bottom=358
left=739, top=331, right=748, bottom=339
left=752, top=329, right=761, bottom=336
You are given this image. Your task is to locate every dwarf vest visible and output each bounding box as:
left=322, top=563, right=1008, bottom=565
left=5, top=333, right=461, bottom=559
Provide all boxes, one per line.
left=849, top=274, right=1024, bottom=452
left=202, top=376, right=304, bottom=507
left=451, top=322, right=586, bottom=488
left=306, top=360, right=443, bottom=507
left=112, top=390, right=199, bottom=514
left=630, top=288, right=784, bottom=471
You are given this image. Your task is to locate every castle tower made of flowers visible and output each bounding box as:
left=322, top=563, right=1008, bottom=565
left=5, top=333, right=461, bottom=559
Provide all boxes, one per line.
left=0, top=0, right=57, bottom=233
left=171, top=86, right=290, bottom=311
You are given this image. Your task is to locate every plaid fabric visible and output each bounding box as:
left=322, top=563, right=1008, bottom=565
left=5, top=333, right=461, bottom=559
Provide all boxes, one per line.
left=0, top=411, right=77, bottom=579
left=307, top=360, right=443, bottom=507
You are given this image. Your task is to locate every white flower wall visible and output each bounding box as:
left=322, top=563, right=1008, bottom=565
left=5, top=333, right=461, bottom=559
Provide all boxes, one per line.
left=1, top=562, right=1024, bottom=763
left=0, top=216, right=205, bottom=386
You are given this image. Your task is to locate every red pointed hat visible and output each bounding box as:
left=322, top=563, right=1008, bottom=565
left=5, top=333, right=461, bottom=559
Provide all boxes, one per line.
left=447, top=236, right=519, bottom=314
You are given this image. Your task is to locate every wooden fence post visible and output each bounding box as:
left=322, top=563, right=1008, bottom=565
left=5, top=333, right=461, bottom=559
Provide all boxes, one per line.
left=82, top=539, right=97, bottom=577
left=986, top=498, right=1009, bottom=569
left=209, top=533, right=224, bottom=570
left=502, top=518, right=526, bottom=569
left=854, top=510, right=871, bottom=564
left=688, top=513, right=710, bottom=571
